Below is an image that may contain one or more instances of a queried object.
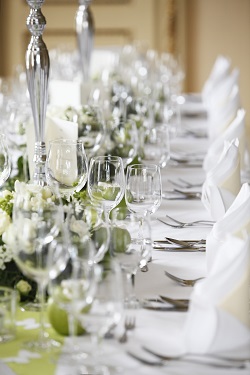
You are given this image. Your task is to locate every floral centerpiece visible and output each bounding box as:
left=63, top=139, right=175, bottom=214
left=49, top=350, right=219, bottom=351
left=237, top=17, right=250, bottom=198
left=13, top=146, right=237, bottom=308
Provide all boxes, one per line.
left=0, top=181, right=59, bottom=302
left=0, top=176, right=111, bottom=303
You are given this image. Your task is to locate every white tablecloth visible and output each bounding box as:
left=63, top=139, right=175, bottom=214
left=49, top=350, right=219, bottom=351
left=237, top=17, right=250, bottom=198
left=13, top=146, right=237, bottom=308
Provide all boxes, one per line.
left=54, top=116, right=250, bottom=374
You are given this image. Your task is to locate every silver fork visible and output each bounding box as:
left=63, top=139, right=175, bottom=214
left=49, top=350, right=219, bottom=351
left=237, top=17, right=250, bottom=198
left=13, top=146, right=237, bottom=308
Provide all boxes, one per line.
left=157, top=218, right=212, bottom=229
left=169, top=178, right=203, bottom=189
left=165, top=270, right=204, bottom=286
left=119, top=315, right=136, bottom=343
left=165, top=214, right=214, bottom=227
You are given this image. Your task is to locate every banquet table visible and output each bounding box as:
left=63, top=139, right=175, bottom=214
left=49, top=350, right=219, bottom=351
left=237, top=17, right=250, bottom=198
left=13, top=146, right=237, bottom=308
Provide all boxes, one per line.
left=0, top=112, right=249, bottom=375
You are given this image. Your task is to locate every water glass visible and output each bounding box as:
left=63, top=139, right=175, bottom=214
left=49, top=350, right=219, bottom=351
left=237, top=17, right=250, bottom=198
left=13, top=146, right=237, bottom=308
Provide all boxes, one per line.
left=88, top=155, right=125, bottom=221
left=125, top=164, right=162, bottom=217
left=0, top=286, right=17, bottom=343
left=141, top=125, right=170, bottom=168
left=46, top=139, right=88, bottom=199
left=110, top=207, right=152, bottom=306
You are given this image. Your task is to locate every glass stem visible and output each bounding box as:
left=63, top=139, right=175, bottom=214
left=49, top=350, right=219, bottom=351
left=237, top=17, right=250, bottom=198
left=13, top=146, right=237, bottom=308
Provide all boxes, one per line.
left=68, top=312, right=77, bottom=337
left=125, top=272, right=136, bottom=306
left=37, top=281, right=48, bottom=345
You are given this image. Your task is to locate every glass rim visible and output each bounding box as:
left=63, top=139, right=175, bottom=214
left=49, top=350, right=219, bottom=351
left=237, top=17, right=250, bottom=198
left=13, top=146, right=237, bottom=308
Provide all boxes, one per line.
left=127, top=163, right=160, bottom=170
left=49, top=138, right=84, bottom=146
left=90, top=155, right=123, bottom=162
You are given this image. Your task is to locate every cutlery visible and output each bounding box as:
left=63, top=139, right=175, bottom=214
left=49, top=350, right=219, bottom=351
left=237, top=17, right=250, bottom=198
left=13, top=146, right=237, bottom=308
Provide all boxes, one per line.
left=170, top=152, right=204, bottom=163
left=173, top=189, right=202, bottom=198
left=157, top=217, right=213, bottom=229
left=165, top=270, right=204, bottom=286
left=140, top=347, right=249, bottom=369
left=142, top=305, right=188, bottom=312
left=119, top=315, right=136, bottom=343
left=164, top=237, right=206, bottom=248
left=162, top=195, right=199, bottom=201
left=153, top=243, right=205, bottom=252
left=169, top=178, right=203, bottom=189
left=158, top=295, right=189, bottom=308
left=142, top=297, right=189, bottom=311
left=162, top=190, right=201, bottom=200
left=170, top=162, right=203, bottom=168
left=165, top=214, right=214, bottom=226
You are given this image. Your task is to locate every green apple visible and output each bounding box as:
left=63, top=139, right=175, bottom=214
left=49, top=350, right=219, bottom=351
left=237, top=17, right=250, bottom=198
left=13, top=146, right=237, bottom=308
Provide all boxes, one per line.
left=111, top=226, right=131, bottom=253
left=47, top=297, right=89, bottom=336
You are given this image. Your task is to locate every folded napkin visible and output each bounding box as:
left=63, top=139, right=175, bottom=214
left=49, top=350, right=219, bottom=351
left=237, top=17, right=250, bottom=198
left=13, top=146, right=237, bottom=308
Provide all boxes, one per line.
left=49, top=80, right=91, bottom=107
left=208, top=84, right=241, bottom=140
left=206, top=182, right=250, bottom=270
left=26, top=113, right=78, bottom=180
left=203, top=108, right=246, bottom=172
left=201, top=140, right=241, bottom=220
left=206, top=67, right=239, bottom=114
left=202, top=55, right=231, bottom=104
left=184, top=234, right=250, bottom=359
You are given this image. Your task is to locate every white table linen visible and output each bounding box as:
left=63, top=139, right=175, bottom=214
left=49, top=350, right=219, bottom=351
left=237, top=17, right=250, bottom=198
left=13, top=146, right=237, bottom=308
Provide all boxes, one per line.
left=201, top=140, right=241, bottom=220
left=184, top=235, right=250, bottom=359
left=204, top=108, right=246, bottom=172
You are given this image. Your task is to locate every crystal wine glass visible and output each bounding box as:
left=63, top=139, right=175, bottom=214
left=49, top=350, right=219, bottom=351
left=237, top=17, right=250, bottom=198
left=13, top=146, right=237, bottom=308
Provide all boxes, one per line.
left=67, top=202, right=110, bottom=264
left=87, top=155, right=125, bottom=222
left=45, top=139, right=88, bottom=200
left=74, top=259, right=124, bottom=375
left=141, top=125, right=170, bottom=168
left=125, top=163, right=162, bottom=217
left=110, top=207, right=152, bottom=308
left=48, top=239, right=100, bottom=364
left=0, top=133, right=11, bottom=187
left=12, top=183, right=69, bottom=350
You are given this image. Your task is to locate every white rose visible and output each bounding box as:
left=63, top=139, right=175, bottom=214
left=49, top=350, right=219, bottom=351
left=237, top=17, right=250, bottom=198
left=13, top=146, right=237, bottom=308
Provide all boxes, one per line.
left=0, top=209, right=11, bottom=236
left=70, top=217, right=89, bottom=239
left=41, top=186, right=53, bottom=200
left=2, top=223, right=16, bottom=249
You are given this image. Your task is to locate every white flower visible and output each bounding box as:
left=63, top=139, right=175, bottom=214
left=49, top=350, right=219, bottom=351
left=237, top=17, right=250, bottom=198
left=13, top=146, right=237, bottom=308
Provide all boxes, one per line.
left=2, top=223, right=16, bottom=250
left=3, top=218, right=36, bottom=255
left=0, top=209, right=11, bottom=236
left=14, top=181, right=55, bottom=211
left=69, top=216, right=89, bottom=239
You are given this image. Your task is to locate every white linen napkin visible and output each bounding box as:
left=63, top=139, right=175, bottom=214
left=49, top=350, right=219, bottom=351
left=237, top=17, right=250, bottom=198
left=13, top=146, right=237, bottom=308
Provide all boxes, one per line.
left=26, top=114, right=78, bottom=180
left=208, top=84, right=241, bottom=140
left=205, top=68, right=239, bottom=112
left=202, top=55, right=231, bottom=104
left=206, top=182, right=250, bottom=270
left=49, top=80, right=91, bottom=107
left=201, top=140, right=241, bottom=221
left=184, top=234, right=250, bottom=359
left=203, top=108, right=246, bottom=172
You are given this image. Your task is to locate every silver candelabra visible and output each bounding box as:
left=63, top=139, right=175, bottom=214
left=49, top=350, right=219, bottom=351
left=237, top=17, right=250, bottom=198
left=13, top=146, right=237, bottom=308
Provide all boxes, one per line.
left=25, top=0, right=50, bottom=186
left=75, top=0, right=94, bottom=82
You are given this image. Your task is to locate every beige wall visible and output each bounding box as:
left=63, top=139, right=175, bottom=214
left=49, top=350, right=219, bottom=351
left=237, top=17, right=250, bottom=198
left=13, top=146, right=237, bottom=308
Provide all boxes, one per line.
left=0, top=0, right=250, bottom=138
left=0, top=0, right=172, bottom=77
left=178, top=0, right=250, bottom=135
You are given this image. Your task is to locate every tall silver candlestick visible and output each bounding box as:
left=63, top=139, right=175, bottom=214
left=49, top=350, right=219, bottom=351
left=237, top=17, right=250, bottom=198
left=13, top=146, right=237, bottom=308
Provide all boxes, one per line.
left=25, top=0, right=50, bottom=186
left=75, top=0, right=94, bottom=82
